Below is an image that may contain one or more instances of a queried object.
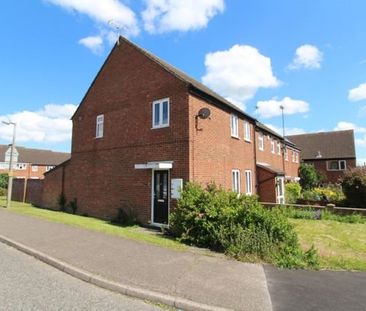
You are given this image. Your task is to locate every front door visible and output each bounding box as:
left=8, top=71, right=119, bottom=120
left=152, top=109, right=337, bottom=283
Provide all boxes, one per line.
left=153, top=170, right=169, bottom=225
left=276, top=177, right=285, bottom=204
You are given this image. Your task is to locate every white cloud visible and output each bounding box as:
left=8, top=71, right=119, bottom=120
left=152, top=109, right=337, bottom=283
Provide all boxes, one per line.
left=255, top=97, right=310, bottom=119
left=45, top=0, right=139, bottom=36
left=356, top=134, right=366, bottom=147
left=264, top=124, right=306, bottom=136
left=288, top=44, right=323, bottom=70
left=348, top=83, right=366, bottom=102
left=142, top=0, right=224, bottom=33
left=201, top=45, right=280, bottom=110
left=78, top=35, right=103, bottom=54
left=0, top=104, right=77, bottom=144
left=334, top=121, right=366, bottom=133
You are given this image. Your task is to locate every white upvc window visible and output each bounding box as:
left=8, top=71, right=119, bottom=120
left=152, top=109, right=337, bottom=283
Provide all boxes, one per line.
left=152, top=98, right=170, bottom=128
left=327, top=160, right=347, bottom=171
left=276, top=177, right=285, bottom=204
left=232, top=170, right=241, bottom=193
left=271, top=139, right=275, bottom=154
left=292, top=151, right=296, bottom=162
left=295, top=152, right=299, bottom=163
left=31, top=165, right=38, bottom=172
left=258, top=133, right=264, bottom=151
left=231, top=114, right=239, bottom=138
left=277, top=142, right=281, bottom=155
left=96, top=114, right=104, bottom=138
left=244, top=170, right=252, bottom=195
left=244, top=121, right=251, bottom=142
left=284, top=148, right=288, bottom=161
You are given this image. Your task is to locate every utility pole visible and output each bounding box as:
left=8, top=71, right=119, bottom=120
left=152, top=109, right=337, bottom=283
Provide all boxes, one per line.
left=2, top=121, right=16, bottom=208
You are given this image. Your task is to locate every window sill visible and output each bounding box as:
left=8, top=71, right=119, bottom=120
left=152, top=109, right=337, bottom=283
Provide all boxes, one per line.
left=152, top=125, right=170, bottom=129
left=231, top=135, right=240, bottom=140
left=244, top=139, right=251, bottom=143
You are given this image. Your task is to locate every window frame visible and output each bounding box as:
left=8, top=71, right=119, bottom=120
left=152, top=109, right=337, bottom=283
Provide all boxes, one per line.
left=152, top=98, right=170, bottom=129
left=271, top=139, right=275, bottom=154
left=277, top=142, right=281, bottom=155
left=231, top=114, right=239, bottom=138
left=244, top=121, right=251, bottom=142
left=258, top=133, right=264, bottom=151
left=327, top=160, right=347, bottom=171
left=232, top=169, right=241, bottom=193
left=244, top=170, right=252, bottom=195
left=96, top=114, right=104, bottom=138
left=284, top=148, right=288, bottom=161
left=31, top=165, right=38, bottom=172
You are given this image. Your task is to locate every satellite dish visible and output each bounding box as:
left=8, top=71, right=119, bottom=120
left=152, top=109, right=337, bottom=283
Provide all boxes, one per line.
left=197, top=108, right=211, bottom=119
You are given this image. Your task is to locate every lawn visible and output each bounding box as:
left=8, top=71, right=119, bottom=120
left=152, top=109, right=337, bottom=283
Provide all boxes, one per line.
left=290, top=218, right=366, bottom=271
left=0, top=197, right=187, bottom=251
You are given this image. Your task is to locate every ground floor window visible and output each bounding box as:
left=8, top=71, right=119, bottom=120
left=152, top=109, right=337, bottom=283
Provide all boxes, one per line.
left=244, top=170, right=252, bottom=195
left=232, top=170, right=240, bottom=193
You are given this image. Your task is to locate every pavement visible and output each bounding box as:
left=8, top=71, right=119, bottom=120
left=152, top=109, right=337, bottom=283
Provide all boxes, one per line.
left=0, top=209, right=272, bottom=311
left=0, top=243, right=161, bottom=311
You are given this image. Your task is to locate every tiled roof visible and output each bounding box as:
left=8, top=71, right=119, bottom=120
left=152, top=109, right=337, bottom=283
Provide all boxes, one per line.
left=287, top=130, right=356, bottom=160
left=0, top=145, right=70, bottom=165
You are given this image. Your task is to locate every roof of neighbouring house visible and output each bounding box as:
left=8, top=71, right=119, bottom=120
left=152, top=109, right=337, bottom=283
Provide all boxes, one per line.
left=73, top=36, right=295, bottom=145
left=286, top=130, right=356, bottom=160
left=0, top=145, right=70, bottom=165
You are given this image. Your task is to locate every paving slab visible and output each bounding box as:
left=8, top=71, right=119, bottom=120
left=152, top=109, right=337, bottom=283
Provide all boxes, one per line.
left=0, top=209, right=272, bottom=311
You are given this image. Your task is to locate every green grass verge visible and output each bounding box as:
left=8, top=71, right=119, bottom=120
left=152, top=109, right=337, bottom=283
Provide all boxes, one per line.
left=0, top=198, right=186, bottom=251
left=291, top=219, right=366, bottom=271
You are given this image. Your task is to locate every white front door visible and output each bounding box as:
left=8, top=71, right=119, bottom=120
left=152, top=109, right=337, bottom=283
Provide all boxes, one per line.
left=276, top=177, right=285, bottom=204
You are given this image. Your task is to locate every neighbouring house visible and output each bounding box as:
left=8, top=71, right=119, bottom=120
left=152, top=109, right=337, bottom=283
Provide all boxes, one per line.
left=41, top=37, right=300, bottom=226
left=0, top=145, right=70, bottom=179
left=287, top=130, right=356, bottom=184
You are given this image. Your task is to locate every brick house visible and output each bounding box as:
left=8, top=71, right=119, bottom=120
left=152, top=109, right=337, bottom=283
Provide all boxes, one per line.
left=287, top=130, right=356, bottom=183
left=41, top=37, right=300, bottom=226
left=0, top=145, right=70, bottom=179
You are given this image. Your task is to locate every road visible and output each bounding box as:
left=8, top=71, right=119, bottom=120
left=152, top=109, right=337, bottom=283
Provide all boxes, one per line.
left=0, top=243, right=162, bottom=311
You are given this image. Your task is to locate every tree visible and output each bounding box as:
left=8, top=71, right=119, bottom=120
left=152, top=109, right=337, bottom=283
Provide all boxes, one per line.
left=341, top=167, right=366, bottom=208
left=0, top=173, right=8, bottom=189
left=299, top=163, right=319, bottom=190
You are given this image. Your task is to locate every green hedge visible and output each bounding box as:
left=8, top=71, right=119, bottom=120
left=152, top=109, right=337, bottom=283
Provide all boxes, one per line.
left=170, top=183, right=318, bottom=269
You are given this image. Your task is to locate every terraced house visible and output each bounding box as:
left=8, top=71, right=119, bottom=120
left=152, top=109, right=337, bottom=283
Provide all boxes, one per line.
left=41, top=37, right=300, bottom=226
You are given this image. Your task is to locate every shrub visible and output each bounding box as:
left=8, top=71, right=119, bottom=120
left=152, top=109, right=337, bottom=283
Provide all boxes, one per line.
left=285, top=182, right=301, bottom=204
left=341, top=167, right=366, bottom=208
left=170, top=183, right=319, bottom=269
left=57, top=193, right=67, bottom=212
left=313, top=186, right=345, bottom=204
left=111, top=208, right=139, bottom=226
left=299, top=164, right=319, bottom=190
left=301, top=189, right=321, bottom=202
left=0, top=188, right=6, bottom=197
left=0, top=173, right=8, bottom=189
left=68, top=198, right=78, bottom=214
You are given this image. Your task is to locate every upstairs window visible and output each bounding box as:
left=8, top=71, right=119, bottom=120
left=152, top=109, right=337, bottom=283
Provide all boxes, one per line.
left=46, top=165, right=55, bottom=172
left=277, top=142, right=281, bottom=155
left=16, top=163, right=27, bottom=170
left=231, top=114, right=239, bottom=138
left=232, top=170, right=240, bottom=193
left=31, top=165, right=38, bottom=172
left=96, top=114, right=104, bottom=138
left=244, top=170, right=252, bottom=195
left=295, top=152, right=299, bottom=163
left=244, top=121, right=251, bottom=142
left=271, top=139, right=275, bottom=154
left=258, top=133, right=264, bottom=151
left=284, top=148, right=288, bottom=161
left=327, top=160, right=346, bottom=171
left=152, top=98, right=170, bottom=128
left=292, top=151, right=296, bottom=162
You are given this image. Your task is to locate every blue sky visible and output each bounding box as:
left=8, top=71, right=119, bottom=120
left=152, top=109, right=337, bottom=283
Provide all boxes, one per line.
left=0, top=0, right=365, bottom=164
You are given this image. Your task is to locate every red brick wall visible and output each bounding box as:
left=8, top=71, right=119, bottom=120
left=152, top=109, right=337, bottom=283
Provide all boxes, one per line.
left=42, top=165, right=64, bottom=210
left=43, top=40, right=190, bottom=223
left=255, top=130, right=300, bottom=179
left=304, top=158, right=356, bottom=184
left=257, top=167, right=277, bottom=203
left=188, top=94, right=256, bottom=194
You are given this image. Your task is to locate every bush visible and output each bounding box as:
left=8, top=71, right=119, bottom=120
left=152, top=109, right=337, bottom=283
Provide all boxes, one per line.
left=68, top=198, right=78, bottom=214
left=170, top=183, right=319, bottom=269
left=341, top=167, right=366, bottom=208
left=57, top=193, right=67, bottom=212
left=299, top=164, right=320, bottom=190
left=0, top=174, right=8, bottom=189
left=313, top=186, right=345, bottom=204
left=0, top=188, right=6, bottom=196
left=111, top=208, right=139, bottom=226
left=285, top=182, right=301, bottom=204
